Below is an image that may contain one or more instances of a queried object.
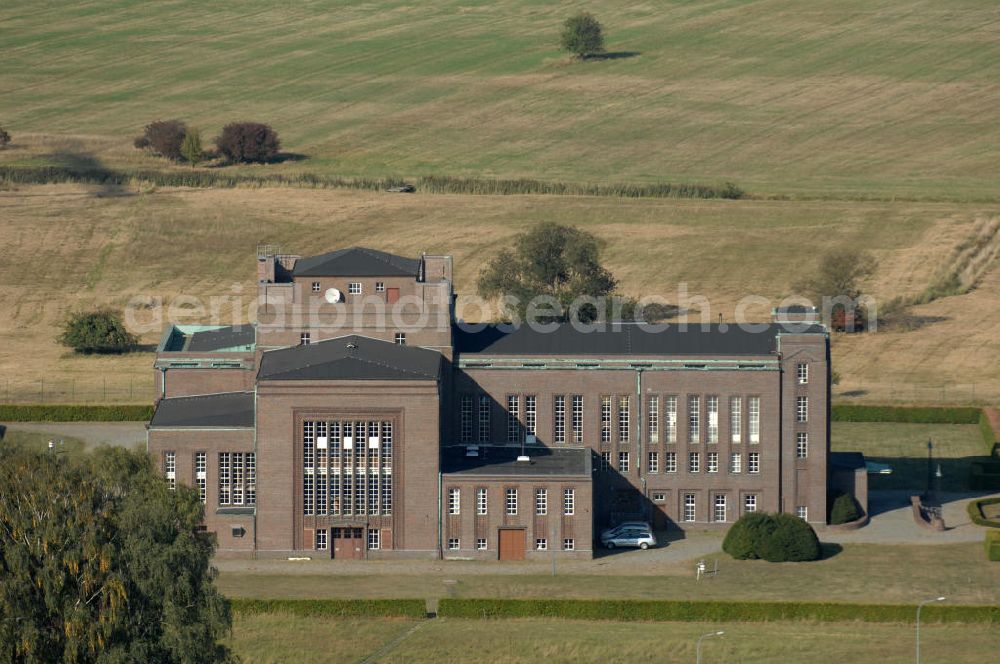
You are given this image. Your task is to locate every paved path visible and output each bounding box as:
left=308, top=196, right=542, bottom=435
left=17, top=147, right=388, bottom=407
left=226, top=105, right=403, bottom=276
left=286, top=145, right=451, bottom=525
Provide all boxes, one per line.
left=0, top=422, right=147, bottom=449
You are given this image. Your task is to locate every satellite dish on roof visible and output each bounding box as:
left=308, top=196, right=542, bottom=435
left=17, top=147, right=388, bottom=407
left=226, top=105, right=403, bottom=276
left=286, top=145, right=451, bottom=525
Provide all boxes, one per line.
left=325, top=288, right=342, bottom=304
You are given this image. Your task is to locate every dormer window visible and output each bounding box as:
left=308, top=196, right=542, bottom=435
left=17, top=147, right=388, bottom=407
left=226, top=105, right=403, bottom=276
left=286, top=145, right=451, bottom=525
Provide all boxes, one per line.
left=311, top=282, right=321, bottom=292
left=348, top=282, right=362, bottom=295
left=375, top=282, right=386, bottom=292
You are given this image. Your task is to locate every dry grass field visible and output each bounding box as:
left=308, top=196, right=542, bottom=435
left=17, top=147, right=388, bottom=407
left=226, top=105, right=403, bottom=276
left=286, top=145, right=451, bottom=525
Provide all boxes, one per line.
left=230, top=615, right=1000, bottom=663
left=2, top=0, right=999, bottom=200
left=1, top=182, right=998, bottom=404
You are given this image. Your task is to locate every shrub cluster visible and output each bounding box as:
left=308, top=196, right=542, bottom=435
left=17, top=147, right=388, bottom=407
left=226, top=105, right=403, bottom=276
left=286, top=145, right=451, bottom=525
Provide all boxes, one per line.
left=59, top=310, right=138, bottom=354
left=0, top=125, right=10, bottom=148
left=987, top=531, right=1000, bottom=562
left=230, top=598, right=426, bottom=618
left=967, top=497, right=1000, bottom=528
left=0, top=404, right=154, bottom=422
left=829, top=492, right=863, bottom=525
left=436, top=598, right=1000, bottom=624
left=136, top=120, right=188, bottom=160
left=722, top=512, right=821, bottom=562
left=215, top=122, right=281, bottom=164
left=831, top=405, right=981, bottom=424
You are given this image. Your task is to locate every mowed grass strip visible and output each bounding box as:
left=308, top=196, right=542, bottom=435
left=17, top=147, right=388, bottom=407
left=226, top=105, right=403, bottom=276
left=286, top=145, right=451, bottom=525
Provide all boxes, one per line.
left=228, top=616, right=1000, bottom=664
left=1, top=1, right=999, bottom=199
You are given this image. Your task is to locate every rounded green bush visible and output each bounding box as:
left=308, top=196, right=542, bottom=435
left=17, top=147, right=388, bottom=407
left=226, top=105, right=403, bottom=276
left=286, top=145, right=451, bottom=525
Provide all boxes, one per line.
left=830, top=492, right=862, bottom=524
left=723, top=512, right=821, bottom=562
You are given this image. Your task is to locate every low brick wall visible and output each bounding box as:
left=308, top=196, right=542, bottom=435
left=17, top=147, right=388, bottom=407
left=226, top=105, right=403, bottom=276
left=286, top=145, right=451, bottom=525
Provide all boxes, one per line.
left=911, top=495, right=945, bottom=531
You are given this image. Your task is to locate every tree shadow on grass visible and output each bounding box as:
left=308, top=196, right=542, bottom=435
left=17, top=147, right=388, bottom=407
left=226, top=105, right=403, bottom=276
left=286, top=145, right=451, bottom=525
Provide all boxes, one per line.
left=819, top=542, right=844, bottom=560
left=269, top=152, right=308, bottom=164
left=586, top=51, right=641, bottom=61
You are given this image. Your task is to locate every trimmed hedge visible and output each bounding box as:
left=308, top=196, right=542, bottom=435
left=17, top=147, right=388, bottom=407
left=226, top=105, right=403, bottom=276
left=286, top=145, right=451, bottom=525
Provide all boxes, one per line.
left=230, top=598, right=426, bottom=618
left=722, top=512, right=821, bottom=562
left=0, top=404, right=153, bottom=422
left=829, top=492, right=863, bottom=525
left=981, top=410, right=999, bottom=455
left=437, top=599, right=1000, bottom=624
left=967, top=497, right=1000, bottom=528
left=987, top=531, right=1000, bottom=562
left=831, top=405, right=981, bottom=424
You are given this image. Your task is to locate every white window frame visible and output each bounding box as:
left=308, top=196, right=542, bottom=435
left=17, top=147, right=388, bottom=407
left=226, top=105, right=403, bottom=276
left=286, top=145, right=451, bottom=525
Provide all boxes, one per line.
left=665, top=396, right=678, bottom=443
left=730, top=453, right=742, bottom=474
left=315, top=529, right=327, bottom=550
left=796, top=432, right=808, bottom=459
left=195, top=451, right=206, bottom=504
left=311, top=281, right=321, bottom=292
left=535, top=538, right=548, bottom=551
left=689, top=451, right=700, bottom=473
left=164, top=451, right=176, bottom=490
left=525, top=395, right=537, bottom=438
left=749, top=396, right=760, bottom=444
left=563, top=488, right=575, bottom=516
left=448, top=538, right=460, bottom=550
left=683, top=493, right=696, bottom=522
left=505, top=488, right=518, bottom=515
left=745, top=494, right=758, bottom=513
left=665, top=452, right=677, bottom=473
left=707, top=396, right=719, bottom=443
left=394, top=332, right=406, bottom=345
left=476, top=538, right=487, bottom=551
left=707, top=452, right=719, bottom=473
left=797, top=363, right=809, bottom=385
left=648, top=451, right=659, bottom=474
left=796, top=506, right=808, bottom=520
left=460, top=394, right=474, bottom=443
left=619, top=451, right=629, bottom=473
left=300, top=332, right=311, bottom=345
left=749, top=452, right=760, bottom=474
left=478, top=395, right=491, bottom=443
left=618, top=395, right=630, bottom=443
left=375, top=281, right=386, bottom=293
left=535, top=488, right=547, bottom=516
left=448, top=488, right=460, bottom=515
left=601, top=451, right=611, bottom=471
left=648, top=395, right=660, bottom=443
left=571, top=395, right=584, bottom=443
left=476, top=487, right=488, bottom=515
left=563, top=538, right=575, bottom=551
left=730, top=396, right=742, bottom=443
left=348, top=282, right=362, bottom=294
left=688, top=395, right=700, bottom=443
left=507, top=395, right=520, bottom=444
left=554, top=395, right=566, bottom=443
left=368, top=529, right=381, bottom=550
left=797, top=396, right=808, bottom=423
left=714, top=494, right=727, bottom=522
left=601, top=396, right=612, bottom=443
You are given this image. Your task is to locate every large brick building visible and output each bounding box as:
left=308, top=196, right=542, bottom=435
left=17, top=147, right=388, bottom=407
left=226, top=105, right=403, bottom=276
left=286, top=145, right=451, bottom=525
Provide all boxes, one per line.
left=148, top=246, right=833, bottom=560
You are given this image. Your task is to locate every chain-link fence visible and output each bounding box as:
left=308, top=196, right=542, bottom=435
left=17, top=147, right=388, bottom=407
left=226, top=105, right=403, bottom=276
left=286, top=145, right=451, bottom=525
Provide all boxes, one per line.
left=0, top=377, right=156, bottom=404
left=833, top=382, right=996, bottom=407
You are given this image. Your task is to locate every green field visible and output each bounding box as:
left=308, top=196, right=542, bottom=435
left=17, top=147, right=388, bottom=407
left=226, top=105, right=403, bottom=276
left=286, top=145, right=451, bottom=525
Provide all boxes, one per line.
left=2, top=0, right=999, bottom=200
left=229, top=615, right=999, bottom=663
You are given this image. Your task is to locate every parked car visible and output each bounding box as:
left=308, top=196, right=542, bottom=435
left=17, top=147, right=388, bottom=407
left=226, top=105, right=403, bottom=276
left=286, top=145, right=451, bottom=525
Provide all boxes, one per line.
left=600, top=521, right=652, bottom=540
left=601, top=528, right=656, bottom=550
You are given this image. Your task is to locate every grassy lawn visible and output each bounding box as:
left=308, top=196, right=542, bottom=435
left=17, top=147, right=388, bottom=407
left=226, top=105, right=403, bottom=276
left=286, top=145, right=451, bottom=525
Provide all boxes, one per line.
left=2, top=1, right=999, bottom=200
left=1, top=183, right=998, bottom=405
left=0, top=429, right=88, bottom=455
left=216, top=542, right=1000, bottom=606
left=228, top=615, right=1000, bottom=663
left=832, top=422, right=989, bottom=491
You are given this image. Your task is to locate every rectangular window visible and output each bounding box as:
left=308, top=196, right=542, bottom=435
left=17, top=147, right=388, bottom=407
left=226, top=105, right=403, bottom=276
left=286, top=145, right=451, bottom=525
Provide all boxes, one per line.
left=476, top=538, right=487, bottom=551
left=745, top=494, right=758, bottom=513
left=231, top=452, right=244, bottom=506
left=683, top=493, right=696, bottom=522
left=507, top=395, right=520, bottom=444
left=448, top=488, right=460, bottom=515
left=749, top=452, right=760, bottom=474
left=554, top=395, right=566, bottom=443
left=749, top=396, right=760, bottom=444
left=665, top=396, right=678, bottom=443
left=536, top=538, right=547, bottom=551
left=648, top=451, right=659, bottom=473
left=375, top=281, right=386, bottom=293
left=707, top=452, right=719, bottom=473
left=571, top=395, right=583, bottom=443
left=368, top=529, right=381, bottom=550
left=563, top=538, right=575, bottom=551
left=460, top=394, right=474, bottom=443
left=448, top=538, right=460, bottom=550
left=195, top=451, right=206, bottom=504
left=525, top=395, right=537, bottom=439
left=618, top=395, right=630, bottom=443
left=797, top=396, right=808, bottom=423
left=311, top=281, right=321, bottom=292
left=730, top=453, right=742, bottom=474
left=689, top=452, right=700, bottom=473
left=665, top=452, right=677, bottom=473
left=707, top=396, right=719, bottom=443
left=505, top=488, right=517, bottom=515
left=688, top=395, right=700, bottom=443
left=394, top=332, right=406, bottom=345
left=304, top=419, right=390, bottom=517
left=478, top=395, right=491, bottom=442
left=563, top=488, right=575, bottom=516
left=476, top=488, right=488, bottom=515
left=619, top=451, right=629, bottom=472
left=730, top=396, right=742, bottom=443
left=797, top=363, right=809, bottom=384
left=714, top=495, right=727, bottom=522
left=348, top=282, right=361, bottom=294
left=164, top=451, right=176, bottom=490
left=300, top=332, right=311, bottom=345
left=796, top=506, right=808, bottom=520
left=652, top=492, right=666, bottom=503
left=535, top=488, right=547, bottom=516
left=601, top=396, right=612, bottom=443
left=246, top=452, right=257, bottom=506
left=648, top=395, right=660, bottom=443
left=315, top=529, right=327, bottom=550
left=796, top=432, right=808, bottom=459
left=218, top=452, right=230, bottom=506
left=601, top=451, right=611, bottom=471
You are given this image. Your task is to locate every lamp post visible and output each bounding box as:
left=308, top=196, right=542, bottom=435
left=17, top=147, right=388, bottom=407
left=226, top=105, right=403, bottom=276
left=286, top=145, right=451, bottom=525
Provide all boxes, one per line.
left=695, top=630, right=724, bottom=664
left=925, top=440, right=934, bottom=500
left=916, top=596, right=945, bottom=664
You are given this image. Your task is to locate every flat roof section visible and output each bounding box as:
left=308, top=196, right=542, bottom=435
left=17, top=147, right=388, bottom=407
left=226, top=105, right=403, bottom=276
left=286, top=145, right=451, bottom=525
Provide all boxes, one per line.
left=292, top=247, right=421, bottom=278
left=455, top=322, right=823, bottom=358
left=159, top=325, right=256, bottom=353
left=442, top=445, right=591, bottom=478
left=149, top=392, right=255, bottom=429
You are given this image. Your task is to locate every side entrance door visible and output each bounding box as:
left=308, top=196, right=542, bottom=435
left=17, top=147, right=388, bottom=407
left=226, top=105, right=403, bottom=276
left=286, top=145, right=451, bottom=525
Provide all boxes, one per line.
left=332, top=527, right=365, bottom=559
left=386, top=288, right=400, bottom=304
left=498, top=528, right=526, bottom=561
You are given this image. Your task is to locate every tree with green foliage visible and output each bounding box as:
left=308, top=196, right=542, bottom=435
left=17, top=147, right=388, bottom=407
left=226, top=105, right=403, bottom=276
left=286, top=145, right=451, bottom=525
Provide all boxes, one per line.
left=561, top=12, right=605, bottom=59
left=59, top=309, right=139, bottom=354
left=477, top=222, right=617, bottom=323
left=137, top=119, right=188, bottom=160
left=180, top=127, right=204, bottom=166
left=795, top=248, right=877, bottom=331
left=0, top=445, right=233, bottom=663
left=829, top=492, right=862, bottom=524
left=723, top=512, right=821, bottom=562
left=215, top=122, right=281, bottom=163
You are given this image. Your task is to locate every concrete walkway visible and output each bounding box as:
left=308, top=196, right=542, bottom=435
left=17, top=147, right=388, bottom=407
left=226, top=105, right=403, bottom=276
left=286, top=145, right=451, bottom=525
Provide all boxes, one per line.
left=0, top=422, right=147, bottom=450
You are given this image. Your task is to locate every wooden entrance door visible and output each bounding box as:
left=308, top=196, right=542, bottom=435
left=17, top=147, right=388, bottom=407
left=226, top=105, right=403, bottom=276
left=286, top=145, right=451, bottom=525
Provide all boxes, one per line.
left=386, top=288, right=400, bottom=304
left=498, top=528, right=525, bottom=561
left=332, top=527, right=365, bottom=559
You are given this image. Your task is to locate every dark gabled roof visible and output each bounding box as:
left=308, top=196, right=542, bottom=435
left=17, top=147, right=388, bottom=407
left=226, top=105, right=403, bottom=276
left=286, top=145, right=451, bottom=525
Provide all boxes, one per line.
left=186, top=325, right=255, bottom=352
left=292, top=247, right=421, bottom=278
left=149, top=392, right=254, bottom=428
left=454, top=322, right=820, bottom=357
left=258, top=335, right=441, bottom=381
left=441, top=446, right=591, bottom=477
